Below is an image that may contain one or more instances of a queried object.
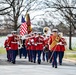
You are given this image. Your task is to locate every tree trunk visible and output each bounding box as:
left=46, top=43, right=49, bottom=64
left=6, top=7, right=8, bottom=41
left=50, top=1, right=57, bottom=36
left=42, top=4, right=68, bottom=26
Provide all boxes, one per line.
left=14, top=18, right=18, bottom=31
left=14, top=24, right=17, bottom=31
left=69, top=23, right=72, bottom=50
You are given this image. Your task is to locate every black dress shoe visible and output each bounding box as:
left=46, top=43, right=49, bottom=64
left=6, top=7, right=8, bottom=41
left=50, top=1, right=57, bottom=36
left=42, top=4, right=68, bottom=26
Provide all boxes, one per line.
left=31, top=60, right=33, bottom=62
left=59, top=63, right=62, bottom=65
left=12, top=61, right=15, bottom=64
left=38, top=61, right=41, bottom=64
left=52, top=65, right=54, bottom=68
left=34, top=61, right=36, bottom=63
left=55, top=66, right=57, bottom=68
left=47, top=60, right=48, bottom=62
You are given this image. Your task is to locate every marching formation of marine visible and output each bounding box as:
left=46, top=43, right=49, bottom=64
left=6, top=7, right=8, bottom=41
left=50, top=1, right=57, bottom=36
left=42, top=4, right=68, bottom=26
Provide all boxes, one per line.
left=4, top=28, right=67, bottom=68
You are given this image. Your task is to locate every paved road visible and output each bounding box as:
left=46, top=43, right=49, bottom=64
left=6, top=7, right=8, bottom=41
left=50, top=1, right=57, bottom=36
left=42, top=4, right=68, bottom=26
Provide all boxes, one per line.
left=0, top=54, right=76, bottom=75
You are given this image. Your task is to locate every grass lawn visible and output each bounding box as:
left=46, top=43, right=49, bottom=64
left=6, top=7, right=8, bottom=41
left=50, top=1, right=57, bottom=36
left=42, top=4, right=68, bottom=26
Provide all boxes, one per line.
left=0, top=47, right=76, bottom=61
left=0, top=47, right=6, bottom=54
left=64, top=49, right=76, bottom=61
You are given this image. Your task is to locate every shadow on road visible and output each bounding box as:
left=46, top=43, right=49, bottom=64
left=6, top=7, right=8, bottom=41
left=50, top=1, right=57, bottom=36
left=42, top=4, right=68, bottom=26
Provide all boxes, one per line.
left=0, top=54, right=76, bottom=66
left=0, top=58, right=76, bottom=67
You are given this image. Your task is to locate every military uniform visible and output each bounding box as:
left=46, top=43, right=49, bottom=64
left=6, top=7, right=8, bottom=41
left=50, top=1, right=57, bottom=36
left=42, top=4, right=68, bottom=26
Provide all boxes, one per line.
left=33, top=33, right=38, bottom=63
left=43, top=35, right=49, bottom=62
left=25, top=36, right=31, bottom=62
left=49, top=29, right=59, bottom=68
left=4, top=38, right=11, bottom=62
left=58, top=37, right=66, bottom=65
left=37, top=33, right=44, bottom=64
left=30, top=35, right=35, bottom=62
left=9, top=31, right=19, bottom=64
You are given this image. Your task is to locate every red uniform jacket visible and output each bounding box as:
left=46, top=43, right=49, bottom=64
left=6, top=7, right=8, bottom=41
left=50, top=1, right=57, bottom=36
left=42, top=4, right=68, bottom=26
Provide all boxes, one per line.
left=36, top=36, right=44, bottom=50
left=33, top=36, right=38, bottom=50
left=60, top=38, right=66, bottom=52
left=30, top=36, right=35, bottom=50
left=4, top=39, right=10, bottom=50
left=10, top=35, right=18, bottom=50
left=49, top=35, right=60, bottom=51
left=25, top=38, right=31, bottom=50
left=43, top=37, right=49, bottom=46
left=43, top=37, right=49, bottom=50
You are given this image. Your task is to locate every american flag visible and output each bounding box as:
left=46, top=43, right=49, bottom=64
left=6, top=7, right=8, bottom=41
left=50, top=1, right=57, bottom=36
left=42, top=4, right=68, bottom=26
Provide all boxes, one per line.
left=20, top=16, right=27, bottom=36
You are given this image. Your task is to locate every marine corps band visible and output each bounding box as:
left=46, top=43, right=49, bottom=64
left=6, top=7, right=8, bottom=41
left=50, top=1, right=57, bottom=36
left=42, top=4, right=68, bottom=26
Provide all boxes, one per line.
left=4, top=29, right=67, bottom=68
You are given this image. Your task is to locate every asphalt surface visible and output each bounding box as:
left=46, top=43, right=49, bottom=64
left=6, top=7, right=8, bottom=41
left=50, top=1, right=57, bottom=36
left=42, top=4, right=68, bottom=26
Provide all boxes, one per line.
left=0, top=54, right=76, bottom=75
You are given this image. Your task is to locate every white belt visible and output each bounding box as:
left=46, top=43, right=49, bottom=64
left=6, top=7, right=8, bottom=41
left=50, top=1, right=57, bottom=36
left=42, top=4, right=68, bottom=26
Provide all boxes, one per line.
left=38, top=43, right=42, bottom=44
left=11, top=42, right=18, bottom=44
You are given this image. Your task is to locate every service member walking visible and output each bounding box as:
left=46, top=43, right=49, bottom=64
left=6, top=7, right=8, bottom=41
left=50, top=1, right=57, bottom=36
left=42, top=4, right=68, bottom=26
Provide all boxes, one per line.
left=10, top=31, right=19, bottom=64
left=37, top=32, right=44, bottom=64
left=49, top=29, right=60, bottom=68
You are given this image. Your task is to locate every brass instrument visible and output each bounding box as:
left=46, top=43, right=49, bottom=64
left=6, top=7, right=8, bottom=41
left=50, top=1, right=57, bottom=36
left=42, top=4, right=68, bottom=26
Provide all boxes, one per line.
left=60, top=38, right=67, bottom=45
left=43, top=27, right=51, bottom=36
left=43, top=44, right=49, bottom=53
left=49, top=35, right=60, bottom=50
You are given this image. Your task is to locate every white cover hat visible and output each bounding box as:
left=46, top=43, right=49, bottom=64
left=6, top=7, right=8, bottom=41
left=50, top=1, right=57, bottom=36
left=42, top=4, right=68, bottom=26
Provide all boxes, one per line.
left=11, top=31, right=17, bottom=33
left=7, top=34, right=12, bottom=37
left=52, top=29, right=58, bottom=32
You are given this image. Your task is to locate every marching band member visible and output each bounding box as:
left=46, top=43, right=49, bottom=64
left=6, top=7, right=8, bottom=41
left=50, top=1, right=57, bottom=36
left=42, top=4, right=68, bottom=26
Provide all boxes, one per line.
left=18, top=36, right=23, bottom=59
left=25, top=34, right=31, bottom=62
left=48, top=33, right=53, bottom=63
left=49, top=29, right=60, bottom=68
left=22, top=38, right=27, bottom=59
left=58, top=32, right=67, bottom=65
left=33, top=32, right=38, bottom=63
left=30, top=33, right=34, bottom=62
left=10, top=31, right=19, bottom=64
left=37, top=32, right=44, bottom=64
left=42, top=34, right=49, bottom=62
left=19, top=35, right=27, bottom=59
left=4, top=35, right=12, bottom=62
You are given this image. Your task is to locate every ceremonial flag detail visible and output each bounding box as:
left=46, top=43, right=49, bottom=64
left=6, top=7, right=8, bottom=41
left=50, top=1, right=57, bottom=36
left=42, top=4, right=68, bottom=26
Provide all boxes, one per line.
left=21, top=16, right=25, bottom=23
left=20, top=16, right=27, bottom=36
left=26, top=13, right=32, bottom=34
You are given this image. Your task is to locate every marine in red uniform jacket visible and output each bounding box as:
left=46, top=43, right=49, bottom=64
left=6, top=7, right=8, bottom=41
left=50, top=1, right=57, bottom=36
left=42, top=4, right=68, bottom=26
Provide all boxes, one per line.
left=60, top=38, right=67, bottom=51
left=37, top=35, right=44, bottom=50
left=4, top=39, right=10, bottom=51
left=33, top=34, right=38, bottom=50
left=10, top=35, right=19, bottom=50
left=49, top=35, right=59, bottom=51
left=30, top=35, right=35, bottom=51
left=25, top=37, right=31, bottom=50
left=43, top=36, right=49, bottom=52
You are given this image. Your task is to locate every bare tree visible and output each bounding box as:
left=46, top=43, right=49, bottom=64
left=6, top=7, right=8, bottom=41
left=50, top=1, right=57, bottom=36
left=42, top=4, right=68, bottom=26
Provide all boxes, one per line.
left=43, top=0, right=76, bottom=50
left=0, top=0, right=37, bottom=31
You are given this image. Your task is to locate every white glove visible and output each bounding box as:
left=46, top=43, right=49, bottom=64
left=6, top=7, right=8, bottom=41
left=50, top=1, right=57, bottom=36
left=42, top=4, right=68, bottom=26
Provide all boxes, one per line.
left=57, top=42, right=62, bottom=45
left=27, top=43, right=30, bottom=45
left=35, top=44, right=37, bottom=46
left=31, top=39, right=34, bottom=42
left=43, top=47, right=45, bottom=49
left=9, top=47, right=11, bottom=49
